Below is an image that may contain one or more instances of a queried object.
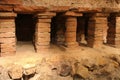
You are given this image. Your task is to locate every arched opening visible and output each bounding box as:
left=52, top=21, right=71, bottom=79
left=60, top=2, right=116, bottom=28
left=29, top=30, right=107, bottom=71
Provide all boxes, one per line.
left=15, top=14, right=35, bottom=52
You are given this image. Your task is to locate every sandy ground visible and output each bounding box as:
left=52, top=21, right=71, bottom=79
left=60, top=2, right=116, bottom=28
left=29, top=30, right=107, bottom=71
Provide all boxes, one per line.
left=0, top=41, right=120, bottom=68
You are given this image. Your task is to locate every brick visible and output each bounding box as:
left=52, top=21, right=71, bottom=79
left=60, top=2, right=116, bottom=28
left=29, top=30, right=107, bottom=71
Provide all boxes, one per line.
left=0, top=5, right=13, bottom=11
left=37, top=12, right=56, bottom=17
left=38, top=19, right=51, bottom=23
left=89, top=17, right=107, bottom=23
left=36, top=42, right=50, bottom=46
left=0, top=38, right=15, bottom=44
left=35, top=37, right=50, bottom=42
left=0, top=28, right=15, bottom=32
left=36, top=27, right=50, bottom=32
left=65, top=37, right=76, bottom=42
left=65, top=32, right=76, bottom=38
left=66, top=42, right=78, bottom=47
left=35, top=32, right=50, bottom=38
left=66, top=26, right=77, bottom=32
left=0, top=21, right=15, bottom=28
left=36, top=23, right=50, bottom=28
left=65, top=11, right=83, bottom=17
left=0, top=32, right=15, bottom=38
left=0, top=12, right=17, bottom=18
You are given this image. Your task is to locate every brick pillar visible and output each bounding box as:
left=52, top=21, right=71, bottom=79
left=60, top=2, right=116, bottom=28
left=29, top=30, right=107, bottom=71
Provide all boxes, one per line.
left=107, top=13, right=120, bottom=47
left=35, top=12, right=56, bottom=52
left=65, top=17, right=78, bottom=48
left=0, top=12, right=16, bottom=56
left=87, top=13, right=108, bottom=48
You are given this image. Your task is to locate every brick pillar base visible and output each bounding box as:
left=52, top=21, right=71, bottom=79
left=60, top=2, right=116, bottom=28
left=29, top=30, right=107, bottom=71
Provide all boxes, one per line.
left=35, top=12, right=56, bottom=52
left=0, top=12, right=16, bottom=56
left=65, top=17, right=78, bottom=48
left=87, top=14, right=108, bottom=48
left=107, top=14, right=120, bottom=47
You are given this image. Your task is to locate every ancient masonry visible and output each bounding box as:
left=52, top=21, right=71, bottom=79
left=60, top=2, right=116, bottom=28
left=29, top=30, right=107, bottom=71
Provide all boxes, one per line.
left=0, top=0, right=120, bottom=56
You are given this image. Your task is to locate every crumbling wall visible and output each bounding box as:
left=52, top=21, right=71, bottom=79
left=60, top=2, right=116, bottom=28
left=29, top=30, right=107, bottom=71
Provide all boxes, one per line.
left=1, top=0, right=120, bottom=13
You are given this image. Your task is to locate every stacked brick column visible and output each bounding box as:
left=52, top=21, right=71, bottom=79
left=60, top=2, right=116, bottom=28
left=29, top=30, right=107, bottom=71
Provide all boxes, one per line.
left=65, top=17, right=78, bottom=48
left=87, top=13, right=108, bottom=48
left=35, top=12, right=56, bottom=52
left=107, top=13, right=120, bottom=47
left=0, top=12, right=16, bottom=56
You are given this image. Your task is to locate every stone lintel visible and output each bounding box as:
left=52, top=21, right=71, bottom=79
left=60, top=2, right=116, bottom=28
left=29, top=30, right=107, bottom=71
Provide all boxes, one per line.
left=0, top=5, right=13, bottom=12
left=0, top=12, right=17, bottom=18
left=49, top=6, right=70, bottom=12
left=72, top=7, right=102, bottom=13
left=14, top=6, right=46, bottom=13
left=64, top=11, right=83, bottom=17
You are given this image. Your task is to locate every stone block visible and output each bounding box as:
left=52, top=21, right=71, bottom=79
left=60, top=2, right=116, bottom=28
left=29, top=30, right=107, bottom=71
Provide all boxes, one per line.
left=0, top=5, right=13, bottom=11
left=66, top=26, right=77, bottom=32
left=38, top=19, right=51, bottom=23
left=0, top=38, right=15, bottom=44
left=37, top=12, right=56, bottom=17
left=89, top=17, right=107, bottom=23
left=35, top=32, right=50, bottom=38
left=0, top=28, right=15, bottom=32
left=35, top=36, right=50, bottom=42
left=23, top=66, right=36, bottom=75
left=0, top=21, right=15, bottom=28
left=65, top=32, right=76, bottom=38
left=8, top=64, right=23, bottom=79
left=0, top=32, right=15, bottom=38
left=65, top=37, right=76, bottom=42
left=65, top=11, right=83, bottom=17
left=0, top=12, right=17, bottom=18
left=66, top=42, right=78, bottom=47
left=36, top=27, right=50, bottom=32
left=36, top=23, right=50, bottom=28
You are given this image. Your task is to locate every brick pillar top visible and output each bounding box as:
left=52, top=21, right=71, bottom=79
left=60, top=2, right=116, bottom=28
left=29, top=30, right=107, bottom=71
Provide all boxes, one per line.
left=0, top=12, right=17, bottom=18
left=86, top=13, right=109, bottom=17
left=64, top=11, right=83, bottom=17
left=35, top=12, right=56, bottom=18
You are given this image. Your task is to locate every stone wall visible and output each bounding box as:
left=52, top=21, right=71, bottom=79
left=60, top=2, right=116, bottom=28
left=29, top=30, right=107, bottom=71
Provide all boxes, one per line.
left=0, top=0, right=120, bottom=13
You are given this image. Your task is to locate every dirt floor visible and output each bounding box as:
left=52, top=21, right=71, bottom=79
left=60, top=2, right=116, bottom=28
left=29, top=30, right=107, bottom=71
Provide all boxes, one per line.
left=0, top=42, right=120, bottom=80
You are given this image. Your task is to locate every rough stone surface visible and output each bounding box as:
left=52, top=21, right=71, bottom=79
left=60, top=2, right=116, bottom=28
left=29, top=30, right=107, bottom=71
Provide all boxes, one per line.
left=0, top=66, right=11, bottom=80
left=8, top=64, right=23, bottom=79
